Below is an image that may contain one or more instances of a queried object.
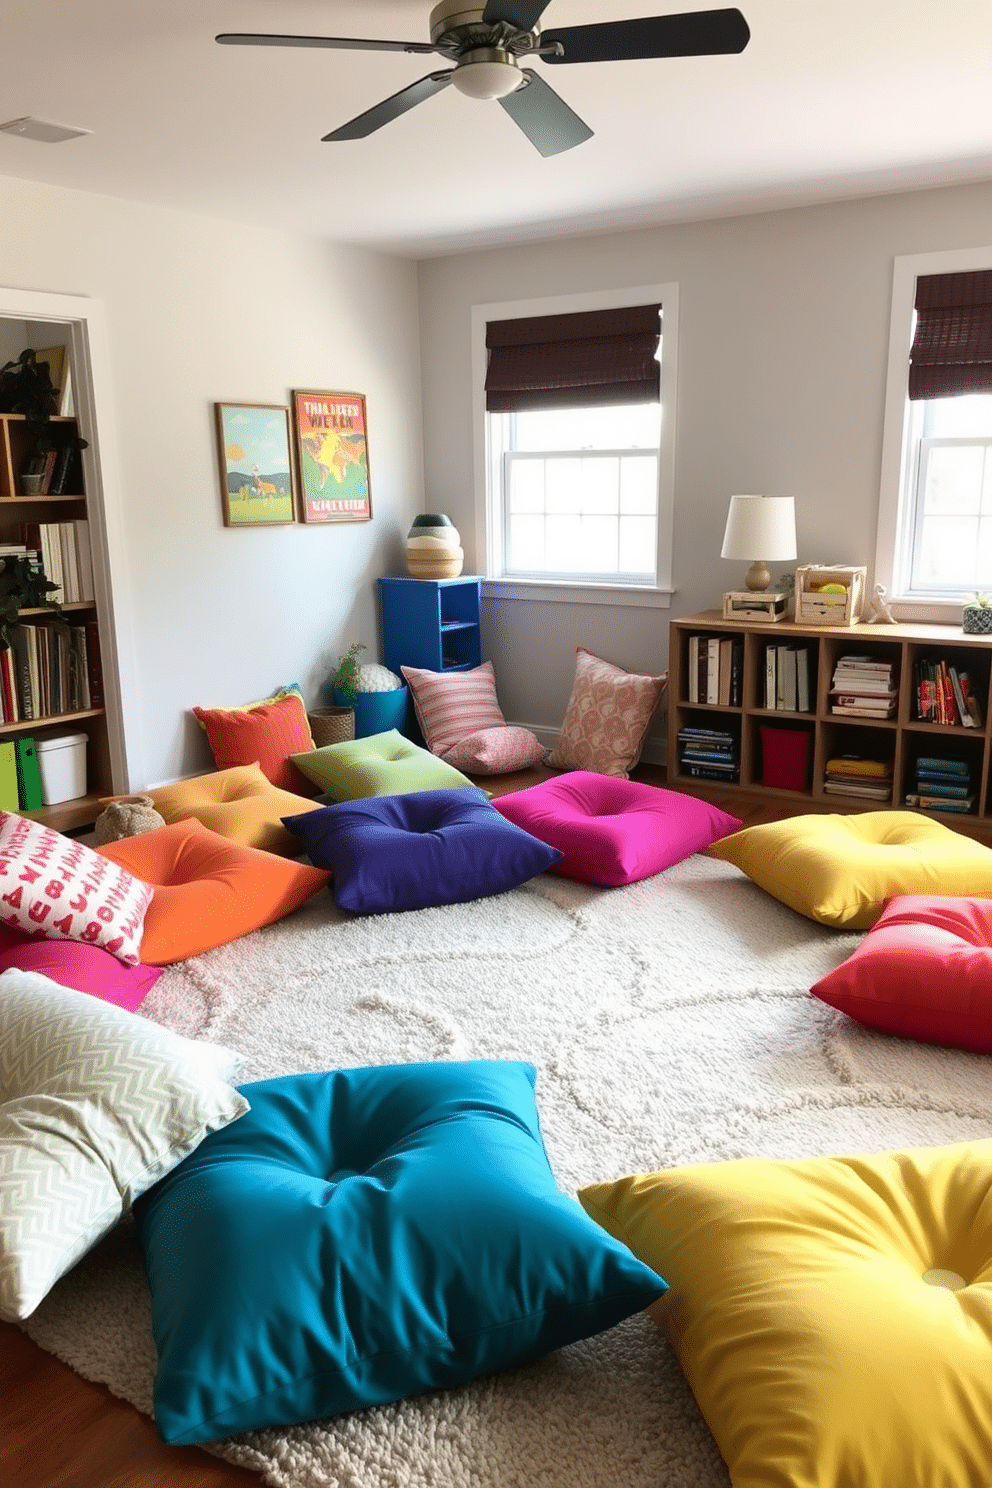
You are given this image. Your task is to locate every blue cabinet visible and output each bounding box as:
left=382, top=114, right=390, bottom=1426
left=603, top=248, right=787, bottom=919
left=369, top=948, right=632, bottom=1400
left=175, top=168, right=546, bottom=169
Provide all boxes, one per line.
left=378, top=576, right=482, bottom=674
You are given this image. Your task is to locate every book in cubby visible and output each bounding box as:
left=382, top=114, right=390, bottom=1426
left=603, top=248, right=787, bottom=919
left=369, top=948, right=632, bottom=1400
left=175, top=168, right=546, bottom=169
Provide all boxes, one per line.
left=904, top=754, right=975, bottom=815
left=830, top=653, right=897, bottom=719
left=823, top=754, right=894, bottom=801
left=913, top=656, right=983, bottom=728
left=763, top=641, right=813, bottom=712
left=677, top=724, right=740, bottom=783
left=686, top=633, right=743, bottom=706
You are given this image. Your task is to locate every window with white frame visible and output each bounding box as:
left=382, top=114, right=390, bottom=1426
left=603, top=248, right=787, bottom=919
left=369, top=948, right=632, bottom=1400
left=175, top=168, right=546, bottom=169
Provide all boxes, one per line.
left=876, top=249, right=992, bottom=615
left=473, top=288, right=677, bottom=601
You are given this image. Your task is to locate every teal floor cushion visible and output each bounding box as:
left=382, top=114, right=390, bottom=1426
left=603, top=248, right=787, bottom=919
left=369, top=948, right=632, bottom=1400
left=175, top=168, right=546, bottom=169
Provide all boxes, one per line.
left=134, top=1060, right=667, bottom=1444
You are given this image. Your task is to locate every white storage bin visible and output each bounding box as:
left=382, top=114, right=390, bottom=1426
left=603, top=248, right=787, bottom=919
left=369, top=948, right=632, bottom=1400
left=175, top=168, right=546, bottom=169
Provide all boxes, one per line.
left=37, top=732, right=88, bottom=805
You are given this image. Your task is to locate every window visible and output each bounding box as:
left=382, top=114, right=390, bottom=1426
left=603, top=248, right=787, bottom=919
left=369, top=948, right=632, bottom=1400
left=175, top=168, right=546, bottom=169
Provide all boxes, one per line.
left=471, top=286, right=678, bottom=606
left=876, top=250, right=992, bottom=618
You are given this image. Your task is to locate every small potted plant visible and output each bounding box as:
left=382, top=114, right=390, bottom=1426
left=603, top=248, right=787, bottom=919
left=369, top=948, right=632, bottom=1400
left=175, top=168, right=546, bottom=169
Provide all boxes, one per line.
left=962, top=593, right=992, bottom=634
left=0, top=347, right=88, bottom=493
left=332, top=642, right=409, bottom=738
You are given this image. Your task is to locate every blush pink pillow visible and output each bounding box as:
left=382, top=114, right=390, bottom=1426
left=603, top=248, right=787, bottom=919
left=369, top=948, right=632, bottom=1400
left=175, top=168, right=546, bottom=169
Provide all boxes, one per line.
left=400, top=662, right=507, bottom=756
left=441, top=727, right=549, bottom=775
left=0, top=923, right=161, bottom=1011
left=493, top=771, right=741, bottom=886
left=810, top=894, right=992, bottom=1052
left=548, top=649, right=668, bottom=779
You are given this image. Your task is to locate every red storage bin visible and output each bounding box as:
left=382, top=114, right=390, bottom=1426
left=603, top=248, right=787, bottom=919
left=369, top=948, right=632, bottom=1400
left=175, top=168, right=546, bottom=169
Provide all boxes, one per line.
left=760, top=725, right=811, bottom=792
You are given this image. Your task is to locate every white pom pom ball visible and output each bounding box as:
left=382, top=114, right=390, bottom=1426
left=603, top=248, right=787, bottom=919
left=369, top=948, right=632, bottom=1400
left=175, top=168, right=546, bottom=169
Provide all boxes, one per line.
left=355, top=663, right=403, bottom=694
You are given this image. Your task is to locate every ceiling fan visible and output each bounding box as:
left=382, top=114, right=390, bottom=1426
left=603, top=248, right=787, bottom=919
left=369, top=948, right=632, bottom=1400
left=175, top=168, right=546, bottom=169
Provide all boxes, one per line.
left=216, top=2, right=750, bottom=157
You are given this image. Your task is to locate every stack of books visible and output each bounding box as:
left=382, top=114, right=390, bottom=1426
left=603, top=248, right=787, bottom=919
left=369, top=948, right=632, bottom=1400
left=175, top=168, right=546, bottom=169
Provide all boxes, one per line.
left=762, top=643, right=813, bottom=712
left=677, top=725, right=739, bottom=783
left=686, top=634, right=744, bottom=706
left=904, top=755, right=974, bottom=815
left=829, top=654, right=897, bottom=718
left=823, top=755, right=894, bottom=801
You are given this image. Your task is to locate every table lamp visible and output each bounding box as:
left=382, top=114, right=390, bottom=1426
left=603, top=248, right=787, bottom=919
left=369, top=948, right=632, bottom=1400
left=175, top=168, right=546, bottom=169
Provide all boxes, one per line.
left=721, top=494, right=797, bottom=592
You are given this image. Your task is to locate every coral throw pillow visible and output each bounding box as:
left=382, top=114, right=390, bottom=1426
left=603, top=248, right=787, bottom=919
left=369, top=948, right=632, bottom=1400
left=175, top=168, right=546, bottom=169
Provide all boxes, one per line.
left=193, top=693, right=317, bottom=796
left=810, top=893, right=992, bottom=1051
left=0, top=811, right=152, bottom=965
left=548, top=648, right=667, bottom=778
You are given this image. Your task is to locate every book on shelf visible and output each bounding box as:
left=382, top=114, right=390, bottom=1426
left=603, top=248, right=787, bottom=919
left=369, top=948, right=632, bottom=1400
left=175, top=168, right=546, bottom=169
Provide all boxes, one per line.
left=0, top=646, right=17, bottom=724
left=912, top=777, right=971, bottom=799
left=706, top=637, right=721, bottom=705
left=905, top=793, right=975, bottom=814
left=687, top=635, right=699, bottom=704
left=824, top=755, right=893, bottom=780
left=830, top=703, right=897, bottom=718
left=14, top=737, right=43, bottom=810
left=680, top=748, right=738, bottom=765
left=681, top=762, right=740, bottom=782
left=718, top=637, right=734, bottom=706
left=914, top=755, right=970, bottom=776
left=677, top=725, right=737, bottom=742
left=685, top=634, right=742, bottom=709
left=0, top=741, right=19, bottom=812
left=84, top=617, right=103, bottom=708
left=764, top=644, right=776, bottom=709
left=823, top=780, right=892, bottom=799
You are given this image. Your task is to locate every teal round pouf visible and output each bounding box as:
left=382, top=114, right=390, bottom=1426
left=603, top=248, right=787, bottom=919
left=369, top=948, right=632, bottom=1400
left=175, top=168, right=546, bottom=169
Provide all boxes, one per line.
left=335, top=685, right=410, bottom=738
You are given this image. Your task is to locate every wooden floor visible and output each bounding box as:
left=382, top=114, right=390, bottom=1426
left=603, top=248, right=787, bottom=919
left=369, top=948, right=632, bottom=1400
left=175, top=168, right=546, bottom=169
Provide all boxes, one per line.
left=0, top=763, right=787, bottom=1488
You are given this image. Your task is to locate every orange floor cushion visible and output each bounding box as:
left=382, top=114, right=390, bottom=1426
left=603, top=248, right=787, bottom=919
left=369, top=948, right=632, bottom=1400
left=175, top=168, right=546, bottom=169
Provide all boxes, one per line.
left=97, top=819, right=329, bottom=964
left=108, top=763, right=323, bottom=858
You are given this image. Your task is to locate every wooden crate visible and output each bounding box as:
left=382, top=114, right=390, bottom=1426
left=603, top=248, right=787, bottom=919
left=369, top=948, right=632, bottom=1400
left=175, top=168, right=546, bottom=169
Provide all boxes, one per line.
left=795, top=565, right=866, bottom=625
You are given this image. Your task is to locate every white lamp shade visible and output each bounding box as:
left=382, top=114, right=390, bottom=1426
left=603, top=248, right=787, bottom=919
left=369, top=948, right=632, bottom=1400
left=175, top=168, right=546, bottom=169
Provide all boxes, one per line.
left=721, top=495, right=797, bottom=562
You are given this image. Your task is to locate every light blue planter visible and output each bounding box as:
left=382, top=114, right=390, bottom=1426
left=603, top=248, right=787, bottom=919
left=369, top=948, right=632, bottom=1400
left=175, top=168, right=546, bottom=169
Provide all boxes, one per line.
left=335, top=685, right=410, bottom=739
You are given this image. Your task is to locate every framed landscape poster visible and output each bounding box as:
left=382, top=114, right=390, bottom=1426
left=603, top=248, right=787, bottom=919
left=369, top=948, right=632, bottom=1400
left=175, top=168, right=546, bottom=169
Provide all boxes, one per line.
left=215, top=402, right=296, bottom=527
left=292, top=389, right=372, bottom=524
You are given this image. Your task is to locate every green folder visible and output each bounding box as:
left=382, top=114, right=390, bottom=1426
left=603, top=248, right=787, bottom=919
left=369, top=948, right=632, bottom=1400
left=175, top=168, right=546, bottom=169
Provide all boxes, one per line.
left=0, top=740, right=20, bottom=811
left=14, top=736, right=43, bottom=810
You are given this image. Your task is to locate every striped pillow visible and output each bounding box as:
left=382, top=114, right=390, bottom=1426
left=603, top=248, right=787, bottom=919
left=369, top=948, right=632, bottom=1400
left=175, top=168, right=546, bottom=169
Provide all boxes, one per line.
left=401, top=662, right=507, bottom=757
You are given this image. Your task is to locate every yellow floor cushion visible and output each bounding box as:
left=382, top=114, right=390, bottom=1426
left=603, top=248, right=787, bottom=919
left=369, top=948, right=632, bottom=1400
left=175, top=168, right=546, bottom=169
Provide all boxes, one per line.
left=708, top=809, right=992, bottom=929
left=580, top=1140, right=992, bottom=1488
left=106, top=763, right=322, bottom=858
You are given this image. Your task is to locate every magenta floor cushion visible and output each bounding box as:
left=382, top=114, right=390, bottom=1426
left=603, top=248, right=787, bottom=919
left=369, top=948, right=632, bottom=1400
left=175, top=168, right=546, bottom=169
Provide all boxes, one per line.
left=0, top=924, right=161, bottom=1010
left=493, top=771, right=742, bottom=887
left=810, top=894, right=992, bottom=1051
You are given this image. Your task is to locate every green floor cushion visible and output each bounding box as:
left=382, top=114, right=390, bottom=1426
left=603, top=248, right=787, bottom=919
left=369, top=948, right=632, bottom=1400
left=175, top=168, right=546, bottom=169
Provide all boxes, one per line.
left=135, top=1061, right=667, bottom=1444
left=290, top=728, right=476, bottom=801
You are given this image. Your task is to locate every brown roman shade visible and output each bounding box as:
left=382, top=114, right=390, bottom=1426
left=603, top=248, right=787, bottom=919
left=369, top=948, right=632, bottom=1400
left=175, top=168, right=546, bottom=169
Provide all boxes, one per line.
left=485, top=304, right=661, bottom=412
left=908, top=269, right=992, bottom=400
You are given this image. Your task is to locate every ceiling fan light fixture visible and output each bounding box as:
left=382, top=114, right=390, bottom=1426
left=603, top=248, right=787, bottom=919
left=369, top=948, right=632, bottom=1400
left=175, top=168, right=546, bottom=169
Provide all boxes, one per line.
left=451, top=49, right=524, bottom=99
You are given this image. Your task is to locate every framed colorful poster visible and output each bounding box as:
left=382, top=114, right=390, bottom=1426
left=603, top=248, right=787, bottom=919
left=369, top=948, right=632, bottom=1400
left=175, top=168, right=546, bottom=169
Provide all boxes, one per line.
left=292, top=389, right=372, bottom=524
left=214, top=402, right=296, bottom=527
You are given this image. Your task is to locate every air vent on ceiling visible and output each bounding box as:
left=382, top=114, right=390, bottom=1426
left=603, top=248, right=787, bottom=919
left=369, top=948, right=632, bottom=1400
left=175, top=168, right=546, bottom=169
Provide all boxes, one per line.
left=0, top=117, right=92, bottom=144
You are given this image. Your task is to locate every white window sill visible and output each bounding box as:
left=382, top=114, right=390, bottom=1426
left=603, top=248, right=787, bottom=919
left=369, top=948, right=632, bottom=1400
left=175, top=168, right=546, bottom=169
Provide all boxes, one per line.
left=885, top=594, right=971, bottom=626
left=481, top=578, right=674, bottom=608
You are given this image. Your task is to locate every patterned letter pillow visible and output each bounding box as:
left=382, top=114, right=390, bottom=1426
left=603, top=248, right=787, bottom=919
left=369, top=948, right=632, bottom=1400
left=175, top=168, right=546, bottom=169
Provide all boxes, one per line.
left=400, top=661, right=548, bottom=774
left=709, top=809, right=992, bottom=929
left=283, top=789, right=562, bottom=914
left=810, top=893, right=992, bottom=1051
left=135, top=1061, right=667, bottom=1444
left=494, top=771, right=741, bottom=886
left=579, top=1141, right=992, bottom=1488
left=0, top=811, right=152, bottom=964
left=548, top=648, right=667, bottom=778
left=0, top=969, right=247, bottom=1321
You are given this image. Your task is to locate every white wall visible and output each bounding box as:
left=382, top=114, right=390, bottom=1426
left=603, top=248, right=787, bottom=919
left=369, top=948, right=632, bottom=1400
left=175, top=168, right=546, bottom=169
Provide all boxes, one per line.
left=1, top=173, right=423, bottom=789
left=417, top=179, right=992, bottom=749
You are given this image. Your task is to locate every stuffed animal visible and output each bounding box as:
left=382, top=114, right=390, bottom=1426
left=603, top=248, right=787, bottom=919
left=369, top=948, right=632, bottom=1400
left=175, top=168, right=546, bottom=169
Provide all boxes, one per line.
left=92, top=793, right=165, bottom=845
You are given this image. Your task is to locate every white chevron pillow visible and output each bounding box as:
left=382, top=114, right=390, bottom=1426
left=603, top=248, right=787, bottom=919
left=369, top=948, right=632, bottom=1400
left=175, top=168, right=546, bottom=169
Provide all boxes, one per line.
left=0, top=969, right=249, bottom=1322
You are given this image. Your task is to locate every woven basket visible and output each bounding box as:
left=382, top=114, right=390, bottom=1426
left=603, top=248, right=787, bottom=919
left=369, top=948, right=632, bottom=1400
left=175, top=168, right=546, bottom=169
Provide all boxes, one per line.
left=307, top=706, right=355, bottom=747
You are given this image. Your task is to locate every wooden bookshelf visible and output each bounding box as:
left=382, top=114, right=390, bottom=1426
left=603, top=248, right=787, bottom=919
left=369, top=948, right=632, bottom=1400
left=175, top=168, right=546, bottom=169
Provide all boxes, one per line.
left=668, top=610, right=992, bottom=840
left=0, top=411, right=105, bottom=831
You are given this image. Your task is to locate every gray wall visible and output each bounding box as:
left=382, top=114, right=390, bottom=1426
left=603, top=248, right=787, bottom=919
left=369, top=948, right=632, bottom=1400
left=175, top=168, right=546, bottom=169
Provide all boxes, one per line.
left=417, top=179, right=992, bottom=751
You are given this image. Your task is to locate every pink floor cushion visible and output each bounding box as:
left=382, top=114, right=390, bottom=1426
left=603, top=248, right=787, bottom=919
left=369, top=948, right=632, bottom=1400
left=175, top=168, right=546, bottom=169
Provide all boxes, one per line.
left=0, top=923, right=161, bottom=1011
left=493, top=771, right=742, bottom=887
left=810, top=894, right=992, bottom=1052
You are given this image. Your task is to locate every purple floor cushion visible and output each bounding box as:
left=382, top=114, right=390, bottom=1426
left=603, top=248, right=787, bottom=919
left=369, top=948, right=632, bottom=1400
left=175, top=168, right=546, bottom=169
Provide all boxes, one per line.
left=493, top=770, right=742, bottom=886
left=283, top=788, right=562, bottom=914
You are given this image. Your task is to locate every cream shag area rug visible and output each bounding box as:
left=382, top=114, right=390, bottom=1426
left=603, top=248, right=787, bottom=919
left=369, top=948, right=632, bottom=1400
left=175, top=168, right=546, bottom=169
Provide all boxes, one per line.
left=22, top=853, right=992, bottom=1487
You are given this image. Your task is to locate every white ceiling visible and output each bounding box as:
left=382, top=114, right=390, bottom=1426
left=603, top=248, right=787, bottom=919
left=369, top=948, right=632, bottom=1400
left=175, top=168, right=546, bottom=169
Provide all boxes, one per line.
left=2, top=2, right=991, bottom=259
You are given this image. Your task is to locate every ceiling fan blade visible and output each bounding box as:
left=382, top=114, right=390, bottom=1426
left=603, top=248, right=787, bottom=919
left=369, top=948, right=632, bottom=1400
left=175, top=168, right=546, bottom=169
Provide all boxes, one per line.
left=541, top=8, right=750, bottom=64
left=322, top=71, right=454, bottom=141
left=481, top=1, right=552, bottom=29
left=216, top=32, right=436, bottom=55
left=498, top=70, right=593, bottom=157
